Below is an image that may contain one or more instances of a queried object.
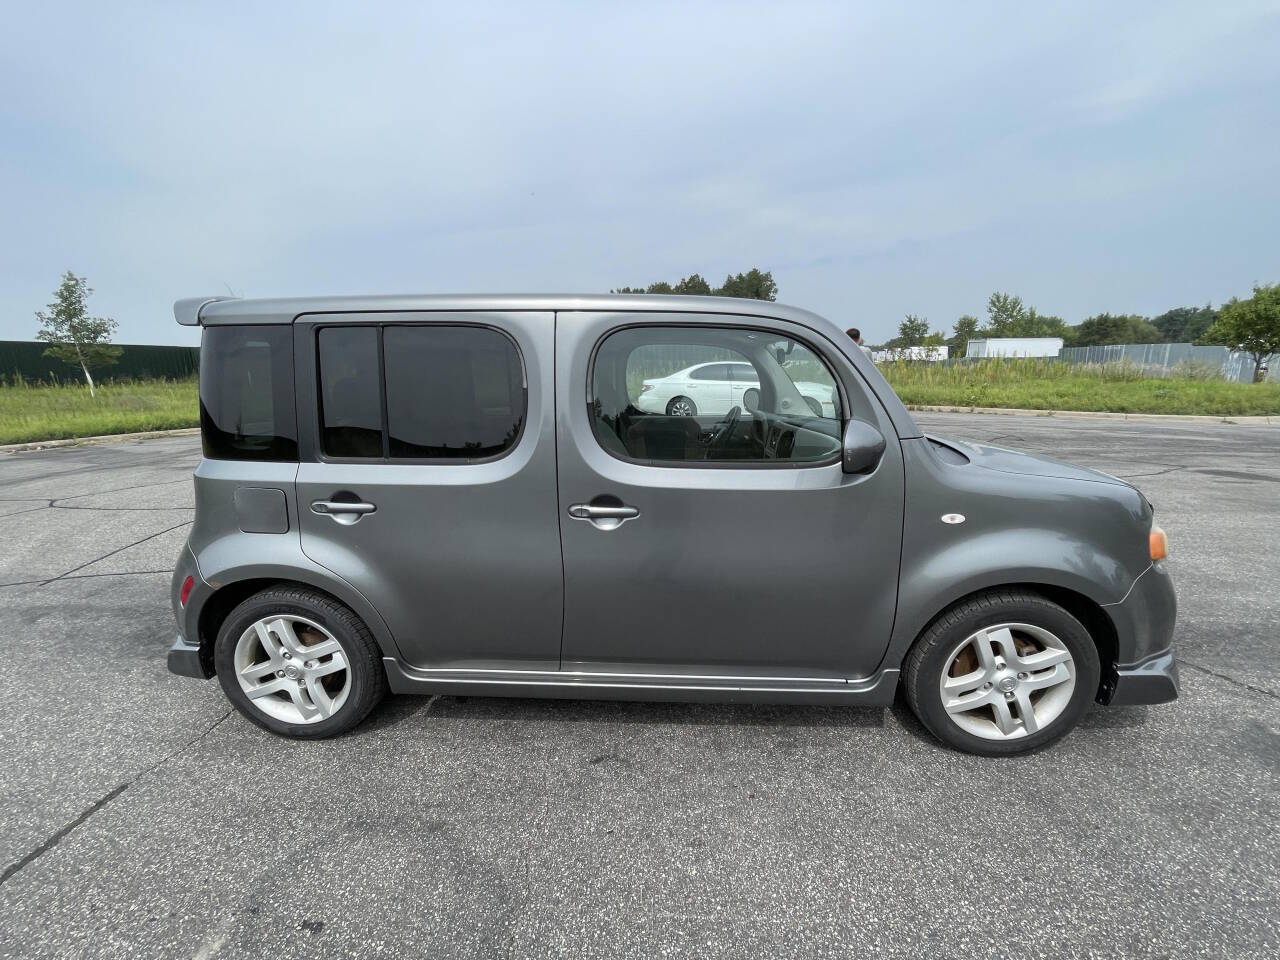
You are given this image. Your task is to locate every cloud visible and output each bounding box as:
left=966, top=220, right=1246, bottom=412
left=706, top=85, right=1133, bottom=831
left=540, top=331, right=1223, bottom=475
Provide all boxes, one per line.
left=1, top=0, right=1277, bottom=344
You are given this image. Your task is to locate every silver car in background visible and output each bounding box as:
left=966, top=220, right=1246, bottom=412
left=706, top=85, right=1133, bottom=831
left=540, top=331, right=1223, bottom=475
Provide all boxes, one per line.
left=167, top=294, right=1177, bottom=756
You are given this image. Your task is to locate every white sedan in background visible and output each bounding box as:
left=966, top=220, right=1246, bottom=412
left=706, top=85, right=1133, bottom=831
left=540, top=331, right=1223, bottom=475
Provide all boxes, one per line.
left=636, top=361, right=837, bottom=419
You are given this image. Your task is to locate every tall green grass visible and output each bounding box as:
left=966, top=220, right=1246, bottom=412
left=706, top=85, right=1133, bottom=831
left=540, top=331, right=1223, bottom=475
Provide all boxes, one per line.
left=1, top=359, right=1275, bottom=446
left=879, top=358, right=1280, bottom=416
left=0, top=377, right=199, bottom=444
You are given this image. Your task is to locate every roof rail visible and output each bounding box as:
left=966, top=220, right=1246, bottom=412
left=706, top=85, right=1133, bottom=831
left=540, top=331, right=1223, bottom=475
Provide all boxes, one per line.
left=173, top=296, right=239, bottom=326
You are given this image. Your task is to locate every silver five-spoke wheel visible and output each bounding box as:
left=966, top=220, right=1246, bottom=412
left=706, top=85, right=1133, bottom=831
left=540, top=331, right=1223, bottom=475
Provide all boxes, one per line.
left=234, top=614, right=350, bottom=725
left=939, top=622, right=1076, bottom=741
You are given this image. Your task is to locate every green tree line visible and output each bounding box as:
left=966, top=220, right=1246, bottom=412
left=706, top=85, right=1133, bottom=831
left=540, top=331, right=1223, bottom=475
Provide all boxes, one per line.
left=612, top=267, right=777, bottom=301
left=879, top=285, right=1280, bottom=379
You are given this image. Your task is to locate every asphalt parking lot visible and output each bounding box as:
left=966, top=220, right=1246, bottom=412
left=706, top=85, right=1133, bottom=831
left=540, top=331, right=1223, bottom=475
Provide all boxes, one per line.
left=0, top=412, right=1277, bottom=959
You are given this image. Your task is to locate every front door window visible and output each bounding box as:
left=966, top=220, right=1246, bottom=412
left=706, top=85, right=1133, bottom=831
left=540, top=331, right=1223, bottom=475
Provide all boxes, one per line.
left=591, top=326, right=844, bottom=464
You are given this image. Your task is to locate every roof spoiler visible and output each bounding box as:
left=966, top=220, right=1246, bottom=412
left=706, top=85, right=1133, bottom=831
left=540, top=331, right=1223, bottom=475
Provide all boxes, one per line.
left=174, top=296, right=239, bottom=326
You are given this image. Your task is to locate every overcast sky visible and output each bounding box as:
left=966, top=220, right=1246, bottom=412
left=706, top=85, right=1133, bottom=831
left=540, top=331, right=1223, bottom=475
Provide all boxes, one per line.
left=2, top=1, right=1277, bottom=346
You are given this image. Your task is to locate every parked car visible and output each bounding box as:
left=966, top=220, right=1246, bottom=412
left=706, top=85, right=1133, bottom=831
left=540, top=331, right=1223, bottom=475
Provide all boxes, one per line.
left=637, top=361, right=837, bottom=419
left=168, top=294, right=1177, bottom=755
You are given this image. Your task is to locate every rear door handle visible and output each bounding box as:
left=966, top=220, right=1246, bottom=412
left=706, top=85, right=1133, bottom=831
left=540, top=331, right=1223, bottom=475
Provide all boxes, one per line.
left=311, top=500, right=376, bottom=524
left=567, top=502, right=640, bottom=530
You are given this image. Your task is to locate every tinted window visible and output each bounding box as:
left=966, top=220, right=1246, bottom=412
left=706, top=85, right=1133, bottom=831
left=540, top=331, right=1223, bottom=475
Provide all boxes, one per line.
left=592, top=325, right=846, bottom=465
left=318, top=327, right=384, bottom=458
left=384, top=326, right=524, bottom=460
left=199, top=325, right=297, bottom=461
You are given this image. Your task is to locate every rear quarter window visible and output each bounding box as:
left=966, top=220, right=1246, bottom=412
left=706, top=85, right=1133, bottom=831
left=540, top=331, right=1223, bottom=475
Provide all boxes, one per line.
left=199, top=325, right=298, bottom=461
left=312, top=323, right=526, bottom=463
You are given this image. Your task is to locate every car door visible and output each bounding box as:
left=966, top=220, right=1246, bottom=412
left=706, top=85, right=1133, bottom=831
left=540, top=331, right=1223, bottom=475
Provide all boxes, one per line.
left=294, top=311, right=563, bottom=671
left=683, top=363, right=733, bottom=415
left=727, top=361, right=760, bottom=410
left=556, top=312, right=905, bottom=680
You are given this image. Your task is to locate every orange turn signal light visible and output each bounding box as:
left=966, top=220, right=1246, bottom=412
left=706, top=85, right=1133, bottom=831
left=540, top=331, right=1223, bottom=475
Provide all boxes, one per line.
left=1149, top=527, right=1168, bottom=562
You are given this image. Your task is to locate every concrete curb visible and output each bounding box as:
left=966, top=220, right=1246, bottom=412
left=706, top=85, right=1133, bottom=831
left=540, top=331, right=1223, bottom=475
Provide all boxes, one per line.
left=906, top=404, right=1278, bottom=425
left=0, top=427, right=200, bottom=454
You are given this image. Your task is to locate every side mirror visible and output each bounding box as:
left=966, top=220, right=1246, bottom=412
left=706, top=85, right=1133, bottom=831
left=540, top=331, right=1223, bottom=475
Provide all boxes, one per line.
left=842, top=419, right=886, bottom=474
left=775, top=346, right=787, bottom=365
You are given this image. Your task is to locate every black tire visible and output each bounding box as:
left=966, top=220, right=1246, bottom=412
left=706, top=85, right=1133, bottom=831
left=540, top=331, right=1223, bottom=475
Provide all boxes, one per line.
left=803, top=396, right=823, bottom=417
left=214, top=585, right=388, bottom=739
left=903, top=589, right=1100, bottom=757
left=666, top=396, right=698, bottom=416
left=742, top=388, right=760, bottom=413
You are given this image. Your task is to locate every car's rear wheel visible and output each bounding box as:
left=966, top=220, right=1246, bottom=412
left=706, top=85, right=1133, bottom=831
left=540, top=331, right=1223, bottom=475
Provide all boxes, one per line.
left=903, top=590, right=1100, bottom=756
left=666, top=396, right=697, bottom=416
left=742, top=388, right=760, bottom=413
left=214, top=586, right=387, bottom=739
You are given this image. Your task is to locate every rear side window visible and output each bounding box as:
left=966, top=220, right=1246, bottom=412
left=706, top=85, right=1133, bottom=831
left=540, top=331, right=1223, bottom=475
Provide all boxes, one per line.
left=318, top=327, right=384, bottom=458
left=383, top=326, right=524, bottom=459
left=199, top=325, right=297, bottom=461
left=315, top=324, right=525, bottom=462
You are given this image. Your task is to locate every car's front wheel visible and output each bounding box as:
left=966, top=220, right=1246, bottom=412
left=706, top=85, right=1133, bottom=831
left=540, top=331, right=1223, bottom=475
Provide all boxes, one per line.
left=903, top=590, right=1100, bottom=756
left=214, top=586, right=387, bottom=739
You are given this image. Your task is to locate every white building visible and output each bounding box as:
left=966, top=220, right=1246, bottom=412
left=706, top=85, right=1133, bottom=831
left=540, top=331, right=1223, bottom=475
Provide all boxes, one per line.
left=966, top=337, right=1063, bottom=358
left=872, top=344, right=950, bottom=362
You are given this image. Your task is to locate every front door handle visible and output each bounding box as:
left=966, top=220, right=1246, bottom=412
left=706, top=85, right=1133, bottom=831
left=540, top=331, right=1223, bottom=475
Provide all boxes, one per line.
left=311, top=499, right=376, bottom=525
left=567, top=501, right=640, bottom=530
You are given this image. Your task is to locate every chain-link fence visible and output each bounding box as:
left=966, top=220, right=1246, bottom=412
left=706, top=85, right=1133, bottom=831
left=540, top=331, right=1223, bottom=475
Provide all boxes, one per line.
left=1059, top=343, right=1271, bottom=382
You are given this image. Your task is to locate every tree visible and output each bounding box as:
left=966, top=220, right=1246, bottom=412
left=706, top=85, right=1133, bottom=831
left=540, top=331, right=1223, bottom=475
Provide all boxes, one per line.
left=986, top=292, right=1026, bottom=336
left=1151, top=304, right=1217, bottom=343
left=898, top=315, right=930, bottom=346
left=34, top=272, right=121, bottom=396
left=715, top=268, right=777, bottom=301
left=1202, top=284, right=1280, bottom=382
left=672, top=273, right=712, bottom=296
left=1073, top=313, right=1161, bottom=347
left=949, top=315, right=979, bottom=356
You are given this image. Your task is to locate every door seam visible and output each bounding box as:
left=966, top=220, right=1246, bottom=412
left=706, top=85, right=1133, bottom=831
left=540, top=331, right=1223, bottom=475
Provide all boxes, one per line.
left=552, top=311, right=567, bottom=672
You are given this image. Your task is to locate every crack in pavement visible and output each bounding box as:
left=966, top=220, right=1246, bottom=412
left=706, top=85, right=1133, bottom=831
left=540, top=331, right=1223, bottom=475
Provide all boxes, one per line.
left=0, top=709, right=233, bottom=888
left=0, top=569, right=175, bottom=589
left=39, top=519, right=194, bottom=586
left=1179, top=659, right=1279, bottom=702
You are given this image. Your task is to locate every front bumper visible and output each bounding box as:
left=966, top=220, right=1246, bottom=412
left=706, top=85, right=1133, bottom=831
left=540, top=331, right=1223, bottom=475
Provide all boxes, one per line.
left=167, top=634, right=211, bottom=680
left=1099, top=562, right=1179, bottom=705
left=1108, top=649, right=1179, bottom=706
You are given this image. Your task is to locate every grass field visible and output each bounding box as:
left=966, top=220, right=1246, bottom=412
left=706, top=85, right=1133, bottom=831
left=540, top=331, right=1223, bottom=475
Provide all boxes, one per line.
left=2, top=360, right=1278, bottom=445
left=879, top=359, right=1280, bottom=416
left=0, top=378, right=198, bottom=445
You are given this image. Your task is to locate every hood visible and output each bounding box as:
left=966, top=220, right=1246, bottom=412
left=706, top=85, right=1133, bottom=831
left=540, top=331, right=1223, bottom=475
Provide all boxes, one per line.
left=928, top=435, right=1131, bottom=487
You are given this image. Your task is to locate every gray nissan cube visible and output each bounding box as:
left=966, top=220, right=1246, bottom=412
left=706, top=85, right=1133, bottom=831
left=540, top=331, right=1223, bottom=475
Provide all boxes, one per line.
left=167, top=294, right=1177, bottom=756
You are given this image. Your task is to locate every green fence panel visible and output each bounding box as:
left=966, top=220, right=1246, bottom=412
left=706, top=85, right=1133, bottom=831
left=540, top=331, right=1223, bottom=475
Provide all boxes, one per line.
left=0, top=341, right=200, bottom=384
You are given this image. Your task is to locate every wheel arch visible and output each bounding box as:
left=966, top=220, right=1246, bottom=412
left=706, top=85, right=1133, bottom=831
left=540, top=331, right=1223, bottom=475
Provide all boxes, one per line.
left=894, top=581, right=1119, bottom=699
left=192, top=565, right=398, bottom=674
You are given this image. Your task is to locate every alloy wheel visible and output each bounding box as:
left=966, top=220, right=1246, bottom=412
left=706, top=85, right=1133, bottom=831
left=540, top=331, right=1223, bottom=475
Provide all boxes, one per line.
left=233, top=614, right=351, bottom=724
left=938, top=622, right=1076, bottom=740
